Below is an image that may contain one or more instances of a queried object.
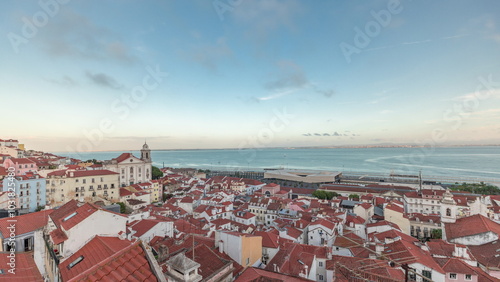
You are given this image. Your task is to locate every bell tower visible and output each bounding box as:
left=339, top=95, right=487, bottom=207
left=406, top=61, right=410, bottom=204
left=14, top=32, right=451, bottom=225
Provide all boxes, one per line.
left=440, top=189, right=457, bottom=223
left=141, top=142, right=152, bottom=163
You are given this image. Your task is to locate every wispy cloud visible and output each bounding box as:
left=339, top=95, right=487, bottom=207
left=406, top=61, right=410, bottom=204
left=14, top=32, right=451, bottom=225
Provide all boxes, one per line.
left=35, top=9, right=138, bottom=64
left=45, top=75, right=78, bottom=87
left=258, top=60, right=335, bottom=101
left=185, top=37, right=233, bottom=72
left=364, top=34, right=470, bottom=52
left=86, top=71, right=123, bottom=90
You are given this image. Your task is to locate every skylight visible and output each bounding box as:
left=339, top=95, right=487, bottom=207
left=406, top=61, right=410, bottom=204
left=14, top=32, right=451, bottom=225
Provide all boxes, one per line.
left=63, top=212, right=78, bottom=222
left=67, top=256, right=84, bottom=269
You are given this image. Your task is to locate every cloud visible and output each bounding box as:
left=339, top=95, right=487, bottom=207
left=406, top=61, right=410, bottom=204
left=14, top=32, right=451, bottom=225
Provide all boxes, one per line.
left=264, top=61, right=308, bottom=91
left=231, top=0, right=302, bottom=42
left=323, top=133, right=330, bottom=136
left=35, top=9, right=138, bottom=64
left=333, top=132, right=340, bottom=136
left=258, top=60, right=335, bottom=101
left=302, top=133, right=311, bottom=136
left=86, top=72, right=123, bottom=90
left=364, top=34, right=470, bottom=52
left=314, top=133, right=321, bottom=136
left=46, top=75, right=78, bottom=87
left=187, top=37, right=233, bottom=72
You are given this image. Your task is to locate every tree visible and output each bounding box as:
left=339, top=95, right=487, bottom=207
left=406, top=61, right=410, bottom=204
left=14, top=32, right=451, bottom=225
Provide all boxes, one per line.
left=431, top=229, right=442, bottom=239
left=152, top=166, right=163, bottom=180
left=449, top=182, right=500, bottom=195
left=349, top=194, right=360, bottom=201
left=35, top=206, right=44, bottom=212
left=117, top=202, right=127, bottom=214
left=313, top=190, right=327, bottom=199
left=163, top=193, right=173, bottom=202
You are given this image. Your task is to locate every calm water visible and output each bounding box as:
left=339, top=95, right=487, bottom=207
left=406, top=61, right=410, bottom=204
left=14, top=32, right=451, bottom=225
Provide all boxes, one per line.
left=58, top=146, right=500, bottom=182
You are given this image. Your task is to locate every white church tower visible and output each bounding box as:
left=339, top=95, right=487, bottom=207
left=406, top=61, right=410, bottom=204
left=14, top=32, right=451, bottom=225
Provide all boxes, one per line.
left=141, top=142, right=152, bottom=164
left=440, top=189, right=457, bottom=224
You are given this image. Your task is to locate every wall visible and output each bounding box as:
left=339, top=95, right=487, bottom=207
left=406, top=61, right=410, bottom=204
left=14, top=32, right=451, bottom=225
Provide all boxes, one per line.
left=62, top=210, right=127, bottom=257
left=241, top=234, right=262, bottom=267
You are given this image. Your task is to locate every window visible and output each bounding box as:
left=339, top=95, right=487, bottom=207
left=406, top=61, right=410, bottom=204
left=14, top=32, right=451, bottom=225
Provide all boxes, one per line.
left=246, top=258, right=250, bottom=265
left=318, top=261, right=323, bottom=267
left=83, top=179, right=86, bottom=184
left=465, top=274, right=472, bottom=280
left=422, top=270, right=432, bottom=282
left=319, top=274, right=324, bottom=281
left=446, top=208, right=451, bottom=216
left=449, top=273, right=457, bottom=279
left=130, top=167, right=133, bottom=173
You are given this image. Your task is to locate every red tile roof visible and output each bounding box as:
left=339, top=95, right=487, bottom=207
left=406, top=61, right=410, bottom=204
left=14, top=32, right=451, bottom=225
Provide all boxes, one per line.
left=445, top=214, right=500, bottom=242
left=59, top=236, right=158, bottom=281
left=235, top=267, right=311, bottom=281
left=114, top=153, right=134, bottom=163
left=0, top=210, right=53, bottom=237
left=254, top=230, right=280, bottom=249
left=49, top=200, right=79, bottom=228
left=311, top=218, right=335, bottom=230
left=129, top=219, right=161, bottom=238
left=0, top=252, right=44, bottom=281
left=334, top=232, right=364, bottom=248
left=50, top=228, right=68, bottom=245
left=59, top=203, right=99, bottom=231
left=71, top=170, right=119, bottom=177
left=328, top=256, right=405, bottom=282
left=383, top=239, right=444, bottom=273
left=264, top=242, right=328, bottom=277
left=8, top=158, right=36, bottom=165
left=468, top=240, right=500, bottom=270
left=184, top=244, right=232, bottom=280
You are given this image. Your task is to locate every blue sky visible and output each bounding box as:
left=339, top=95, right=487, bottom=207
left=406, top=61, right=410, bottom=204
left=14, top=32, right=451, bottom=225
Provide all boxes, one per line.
left=1, top=0, right=500, bottom=152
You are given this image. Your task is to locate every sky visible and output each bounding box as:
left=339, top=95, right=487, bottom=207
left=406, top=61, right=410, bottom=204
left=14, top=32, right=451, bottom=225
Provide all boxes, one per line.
left=1, top=0, right=500, bottom=152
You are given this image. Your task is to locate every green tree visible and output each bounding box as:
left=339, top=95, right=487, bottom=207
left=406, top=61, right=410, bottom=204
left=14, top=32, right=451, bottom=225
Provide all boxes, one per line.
left=431, top=229, right=442, bottom=239
left=349, top=194, right=360, bottom=201
left=117, top=202, right=127, bottom=214
left=35, top=206, right=44, bottom=212
left=312, top=190, right=327, bottom=199
left=152, top=166, right=164, bottom=180
left=449, top=182, right=500, bottom=195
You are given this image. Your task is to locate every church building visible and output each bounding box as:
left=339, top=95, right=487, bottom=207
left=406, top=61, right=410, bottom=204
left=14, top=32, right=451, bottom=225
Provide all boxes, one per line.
left=103, top=143, right=152, bottom=187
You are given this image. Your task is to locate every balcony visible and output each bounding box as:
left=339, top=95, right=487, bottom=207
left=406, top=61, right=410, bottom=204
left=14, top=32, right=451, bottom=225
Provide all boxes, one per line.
left=44, top=235, right=61, bottom=265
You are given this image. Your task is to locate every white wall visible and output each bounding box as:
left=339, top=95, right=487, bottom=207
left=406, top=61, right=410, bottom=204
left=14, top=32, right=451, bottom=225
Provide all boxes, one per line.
left=62, top=210, right=127, bottom=258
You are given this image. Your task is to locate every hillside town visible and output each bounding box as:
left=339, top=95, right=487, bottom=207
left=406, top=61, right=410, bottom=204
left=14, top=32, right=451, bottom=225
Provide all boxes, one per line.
left=2, top=139, right=500, bottom=281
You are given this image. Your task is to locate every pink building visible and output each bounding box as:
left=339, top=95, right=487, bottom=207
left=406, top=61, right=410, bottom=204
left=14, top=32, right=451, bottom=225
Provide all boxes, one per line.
left=3, top=158, right=38, bottom=176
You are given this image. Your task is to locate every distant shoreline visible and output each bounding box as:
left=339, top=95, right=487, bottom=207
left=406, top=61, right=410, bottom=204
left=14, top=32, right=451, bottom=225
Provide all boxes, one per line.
left=55, top=144, right=500, bottom=154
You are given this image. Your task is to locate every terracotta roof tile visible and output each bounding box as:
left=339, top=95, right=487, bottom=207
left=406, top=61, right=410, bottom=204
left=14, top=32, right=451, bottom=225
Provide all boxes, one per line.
left=0, top=210, right=53, bottom=237
left=0, top=252, right=44, bottom=281
left=445, top=214, right=500, bottom=242
left=59, top=236, right=158, bottom=282
left=235, top=267, right=311, bottom=281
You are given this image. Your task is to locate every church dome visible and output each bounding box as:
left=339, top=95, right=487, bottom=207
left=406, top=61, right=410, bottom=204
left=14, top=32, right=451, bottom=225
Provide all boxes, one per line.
left=142, top=142, right=149, bottom=149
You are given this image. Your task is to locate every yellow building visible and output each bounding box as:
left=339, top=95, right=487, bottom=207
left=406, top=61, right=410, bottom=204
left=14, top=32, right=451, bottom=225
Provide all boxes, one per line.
left=46, top=169, right=120, bottom=206
left=217, top=231, right=262, bottom=267
left=384, top=202, right=411, bottom=235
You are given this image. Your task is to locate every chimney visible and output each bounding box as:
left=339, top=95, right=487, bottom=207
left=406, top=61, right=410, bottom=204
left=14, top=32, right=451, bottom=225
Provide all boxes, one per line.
left=218, top=240, right=224, bottom=253
left=375, top=244, right=384, bottom=256
left=158, top=245, right=169, bottom=262
left=304, top=265, right=309, bottom=278
left=273, top=264, right=277, bottom=272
